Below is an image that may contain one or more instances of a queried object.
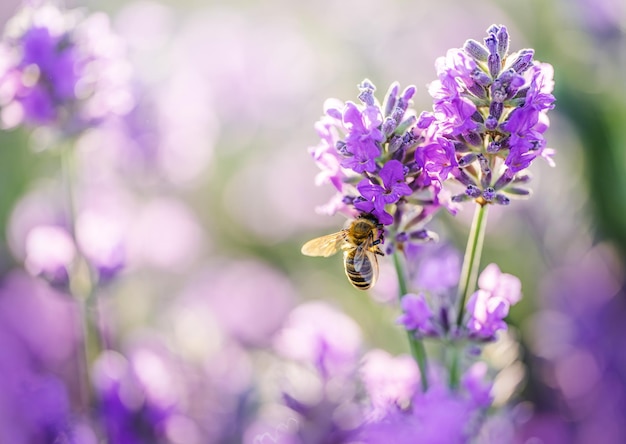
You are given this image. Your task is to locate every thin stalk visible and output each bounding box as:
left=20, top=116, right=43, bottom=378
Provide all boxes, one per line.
left=61, top=145, right=101, bottom=412
left=455, top=201, right=489, bottom=326
left=393, top=250, right=429, bottom=391
left=449, top=201, right=489, bottom=389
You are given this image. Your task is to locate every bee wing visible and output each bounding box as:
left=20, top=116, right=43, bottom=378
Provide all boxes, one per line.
left=301, top=231, right=347, bottom=257
left=369, top=251, right=379, bottom=287
left=352, top=233, right=379, bottom=272
left=352, top=244, right=368, bottom=273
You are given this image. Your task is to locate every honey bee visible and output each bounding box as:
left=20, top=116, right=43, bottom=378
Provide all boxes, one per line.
left=301, top=214, right=384, bottom=290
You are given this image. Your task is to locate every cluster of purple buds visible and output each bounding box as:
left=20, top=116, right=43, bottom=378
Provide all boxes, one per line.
left=0, top=2, right=133, bottom=135
left=310, top=80, right=446, bottom=249
left=422, top=24, right=555, bottom=205
left=398, top=263, right=522, bottom=342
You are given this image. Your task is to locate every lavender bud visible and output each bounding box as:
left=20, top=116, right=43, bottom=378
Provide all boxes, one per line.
left=496, top=26, right=509, bottom=58
left=468, top=83, right=487, bottom=99
left=388, top=135, right=403, bottom=153
left=382, top=117, right=397, bottom=138
left=465, top=185, right=482, bottom=198
left=409, top=229, right=438, bottom=242
left=458, top=153, right=477, bottom=167
left=464, top=39, right=489, bottom=61
left=452, top=193, right=470, bottom=203
left=489, top=101, right=503, bottom=119
left=485, top=116, right=498, bottom=130
left=486, top=24, right=500, bottom=35
left=391, top=106, right=404, bottom=124
left=359, top=79, right=376, bottom=91
left=465, top=132, right=482, bottom=147
left=383, top=83, right=399, bottom=117
left=453, top=140, right=468, bottom=152
left=511, top=49, right=534, bottom=73
left=401, top=85, right=417, bottom=104
left=513, top=172, right=532, bottom=183
left=493, top=173, right=513, bottom=190
left=484, top=33, right=498, bottom=55
left=358, top=90, right=375, bottom=106
left=488, top=53, right=501, bottom=78
left=343, top=195, right=357, bottom=205
left=471, top=69, right=492, bottom=86
left=404, top=161, right=420, bottom=174
left=395, top=231, right=409, bottom=243
left=394, top=115, right=417, bottom=136
left=491, top=84, right=507, bottom=104
left=495, top=194, right=510, bottom=205
left=456, top=169, right=478, bottom=186
left=477, top=154, right=490, bottom=174
left=506, top=187, right=531, bottom=196
left=483, top=187, right=496, bottom=202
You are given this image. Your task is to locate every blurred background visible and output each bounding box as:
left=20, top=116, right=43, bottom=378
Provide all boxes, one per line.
left=0, top=0, right=624, bottom=442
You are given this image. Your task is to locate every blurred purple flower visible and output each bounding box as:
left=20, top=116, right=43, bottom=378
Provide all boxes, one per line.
left=358, top=355, right=490, bottom=444
left=0, top=271, right=85, bottom=443
left=180, top=260, right=296, bottom=348
left=466, top=264, right=522, bottom=340
left=396, top=293, right=434, bottom=335
left=24, top=224, right=75, bottom=286
left=526, top=245, right=626, bottom=443
left=274, top=300, right=362, bottom=378
left=409, top=243, right=461, bottom=293
left=93, top=348, right=183, bottom=444
left=360, top=350, right=420, bottom=416
left=0, top=2, right=133, bottom=134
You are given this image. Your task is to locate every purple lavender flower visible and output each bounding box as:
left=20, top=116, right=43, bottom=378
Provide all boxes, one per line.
left=0, top=2, right=133, bottom=135
left=465, top=264, right=522, bottom=340
left=341, top=102, right=384, bottom=173
left=308, top=79, right=442, bottom=231
left=273, top=301, right=362, bottom=378
left=93, top=348, right=182, bottom=444
left=358, top=352, right=492, bottom=444
left=397, top=293, right=435, bottom=335
left=423, top=25, right=555, bottom=205
left=355, top=159, right=412, bottom=224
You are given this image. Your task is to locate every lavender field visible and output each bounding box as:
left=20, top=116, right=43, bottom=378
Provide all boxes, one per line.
left=0, top=0, right=624, bottom=443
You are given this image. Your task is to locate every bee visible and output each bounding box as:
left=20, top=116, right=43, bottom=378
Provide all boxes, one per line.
left=301, top=214, right=384, bottom=290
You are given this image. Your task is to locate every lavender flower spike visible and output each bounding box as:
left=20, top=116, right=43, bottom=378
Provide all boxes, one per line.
left=308, top=79, right=444, bottom=235
left=465, top=263, right=522, bottom=340
left=424, top=24, right=556, bottom=205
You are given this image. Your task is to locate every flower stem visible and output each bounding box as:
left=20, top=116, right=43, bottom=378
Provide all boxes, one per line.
left=393, top=250, right=429, bottom=391
left=449, top=201, right=488, bottom=389
left=455, top=201, right=489, bottom=327
left=61, top=144, right=101, bottom=412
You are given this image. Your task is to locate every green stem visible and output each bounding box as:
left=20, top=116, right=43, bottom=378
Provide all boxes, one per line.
left=449, top=201, right=489, bottom=389
left=393, top=250, right=429, bottom=391
left=455, top=202, right=489, bottom=326
left=61, top=145, right=101, bottom=412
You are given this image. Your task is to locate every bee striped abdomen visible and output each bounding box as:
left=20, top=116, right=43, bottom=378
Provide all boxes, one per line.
left=344, top=250, right=375, bottom=290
